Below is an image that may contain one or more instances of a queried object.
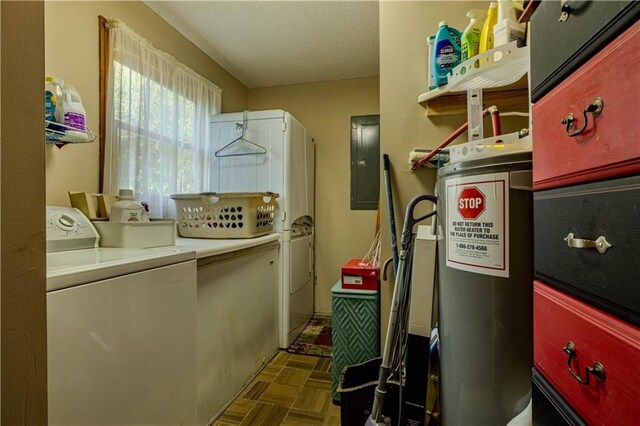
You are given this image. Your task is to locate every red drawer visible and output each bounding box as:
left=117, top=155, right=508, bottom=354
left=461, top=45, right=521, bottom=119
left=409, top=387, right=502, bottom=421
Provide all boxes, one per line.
left=532, top=20, right=640, bottom=190
left=534, top=280, right=640, bottom=425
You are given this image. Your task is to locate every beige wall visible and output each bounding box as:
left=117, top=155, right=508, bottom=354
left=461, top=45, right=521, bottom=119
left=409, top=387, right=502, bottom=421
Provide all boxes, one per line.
left=1, top=2, right=48, bottom=423
left=379, top=1, right=528, bottom=332
left=45, top=1, right=249, bottom=206
left=249, top=77, right=380, bottom=313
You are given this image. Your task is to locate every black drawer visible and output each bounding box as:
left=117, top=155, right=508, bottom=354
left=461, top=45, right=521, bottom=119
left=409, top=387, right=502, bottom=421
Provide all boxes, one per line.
left=534, top=175, right=640, bottom=326
left=532, top=369, right=585, bottom=426
left=531, top=0, right=640, bottom=102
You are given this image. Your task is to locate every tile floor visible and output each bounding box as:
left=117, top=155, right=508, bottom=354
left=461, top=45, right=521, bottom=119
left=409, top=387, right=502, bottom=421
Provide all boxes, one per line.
left=214, top=351, right=340, bottom=425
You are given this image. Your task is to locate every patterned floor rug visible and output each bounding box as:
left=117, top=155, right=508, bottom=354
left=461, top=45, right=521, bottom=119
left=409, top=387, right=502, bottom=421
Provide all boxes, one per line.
left=287, top=315, right=333, bottom=358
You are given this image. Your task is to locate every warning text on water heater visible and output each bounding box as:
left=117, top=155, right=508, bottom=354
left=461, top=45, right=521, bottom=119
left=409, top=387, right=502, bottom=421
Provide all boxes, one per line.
left=450, top=221, right=500, bottom=240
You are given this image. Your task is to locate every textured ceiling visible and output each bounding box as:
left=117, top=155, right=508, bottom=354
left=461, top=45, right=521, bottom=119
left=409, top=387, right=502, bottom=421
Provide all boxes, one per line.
left=145, top=1, right=379, bottom=88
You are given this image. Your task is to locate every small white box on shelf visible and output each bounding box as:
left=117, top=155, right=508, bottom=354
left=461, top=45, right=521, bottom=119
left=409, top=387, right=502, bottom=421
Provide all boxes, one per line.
left=92, top=220, right=176, bottom=248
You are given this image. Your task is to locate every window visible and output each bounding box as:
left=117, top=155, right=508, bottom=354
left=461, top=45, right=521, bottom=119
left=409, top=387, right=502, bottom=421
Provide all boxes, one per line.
left=102, top=19, right=222, bottom=218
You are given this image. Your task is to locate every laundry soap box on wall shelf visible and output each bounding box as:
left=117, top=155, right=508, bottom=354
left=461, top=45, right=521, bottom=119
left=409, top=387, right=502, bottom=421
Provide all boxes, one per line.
left=92, top=220, right=176, bottom=248
left=170, top=192, right=278, bottom=239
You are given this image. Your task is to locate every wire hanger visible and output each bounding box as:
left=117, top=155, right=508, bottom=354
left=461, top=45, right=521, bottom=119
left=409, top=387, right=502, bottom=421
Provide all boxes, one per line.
left=215, top=110, right=267, bottom=158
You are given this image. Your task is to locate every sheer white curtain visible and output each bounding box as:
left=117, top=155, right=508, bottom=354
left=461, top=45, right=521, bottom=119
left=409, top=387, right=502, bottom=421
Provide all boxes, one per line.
left=104, top=20, right=222, bottom=218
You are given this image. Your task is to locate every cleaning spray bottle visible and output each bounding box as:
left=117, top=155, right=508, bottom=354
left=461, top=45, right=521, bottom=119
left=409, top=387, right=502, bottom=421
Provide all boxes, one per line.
left=461, top=9, right=487, bottom=61
left=433, top=21, right=462, bottom=86
left=479, top=2, right=498, bottom=53
left=493, top=0, right=526, bottom=47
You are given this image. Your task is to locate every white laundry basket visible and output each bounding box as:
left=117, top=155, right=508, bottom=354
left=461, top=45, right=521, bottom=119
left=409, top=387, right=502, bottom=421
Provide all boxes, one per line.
left=170, top=192, right=278, bottom=239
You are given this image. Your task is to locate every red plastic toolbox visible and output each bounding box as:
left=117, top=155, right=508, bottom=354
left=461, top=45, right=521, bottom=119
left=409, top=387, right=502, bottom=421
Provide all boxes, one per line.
left=534, top=280, right=640, bottom=426
left=532, top=20, right=640, bottom=190
left=341, top=259, right=379, bottom=291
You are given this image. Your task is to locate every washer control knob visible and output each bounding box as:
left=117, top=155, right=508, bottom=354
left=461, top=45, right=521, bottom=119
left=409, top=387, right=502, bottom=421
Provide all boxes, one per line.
left=53, top=214, right=78, bottom=232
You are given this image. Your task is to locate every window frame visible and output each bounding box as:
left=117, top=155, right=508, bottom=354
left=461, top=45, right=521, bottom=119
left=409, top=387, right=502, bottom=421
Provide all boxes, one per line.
left=98, top=15, right=109, bottom=191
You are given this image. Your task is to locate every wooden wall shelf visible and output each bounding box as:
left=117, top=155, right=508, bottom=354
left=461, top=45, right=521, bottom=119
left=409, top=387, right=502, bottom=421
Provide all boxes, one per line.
left=418, top=76, right=529, bottom=116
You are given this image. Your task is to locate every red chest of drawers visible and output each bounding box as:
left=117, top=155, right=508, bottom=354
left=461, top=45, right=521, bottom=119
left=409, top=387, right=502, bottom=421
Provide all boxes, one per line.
left=534, top=281, right=640, bottom=425
left=531, top=9, right=640, bottom=426
left=533, top=20, right=640, bottom=191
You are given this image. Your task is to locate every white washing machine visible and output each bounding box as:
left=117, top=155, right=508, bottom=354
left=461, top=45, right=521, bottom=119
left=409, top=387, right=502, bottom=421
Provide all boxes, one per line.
left=46, top=206, right=198, bottom=426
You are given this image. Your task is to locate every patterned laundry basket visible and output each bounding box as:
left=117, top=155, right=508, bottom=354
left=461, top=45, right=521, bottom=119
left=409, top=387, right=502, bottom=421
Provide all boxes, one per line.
left=170, top=192, right=278, bottom=238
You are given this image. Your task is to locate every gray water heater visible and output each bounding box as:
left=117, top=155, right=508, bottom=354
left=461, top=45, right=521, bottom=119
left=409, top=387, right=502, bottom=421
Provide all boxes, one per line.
left=436, top=152, right=533, bottom=425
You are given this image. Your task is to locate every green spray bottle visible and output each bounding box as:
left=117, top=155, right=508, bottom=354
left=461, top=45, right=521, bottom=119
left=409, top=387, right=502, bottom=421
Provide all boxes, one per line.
left=461, top=9, right=487, bottom=61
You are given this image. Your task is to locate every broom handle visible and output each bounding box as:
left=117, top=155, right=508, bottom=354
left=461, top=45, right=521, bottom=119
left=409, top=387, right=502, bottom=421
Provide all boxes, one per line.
left=383, top=154, right=399, bottom=274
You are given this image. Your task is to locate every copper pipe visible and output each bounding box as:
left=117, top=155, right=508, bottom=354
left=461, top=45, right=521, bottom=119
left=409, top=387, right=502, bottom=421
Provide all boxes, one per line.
left=411, top=106, right=502, bottom=170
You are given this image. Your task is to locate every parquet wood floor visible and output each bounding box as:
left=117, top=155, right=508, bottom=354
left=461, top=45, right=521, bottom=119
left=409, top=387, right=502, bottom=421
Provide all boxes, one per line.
left=214, top=352, right=340, bottom=426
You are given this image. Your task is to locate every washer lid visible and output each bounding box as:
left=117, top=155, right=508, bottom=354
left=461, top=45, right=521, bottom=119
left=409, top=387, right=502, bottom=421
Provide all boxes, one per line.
left=46, top=248, right=195, bottom=292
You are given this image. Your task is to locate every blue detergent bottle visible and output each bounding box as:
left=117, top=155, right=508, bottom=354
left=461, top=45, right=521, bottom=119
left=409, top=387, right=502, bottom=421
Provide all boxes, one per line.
left=433, top=21, right=462, bottom=86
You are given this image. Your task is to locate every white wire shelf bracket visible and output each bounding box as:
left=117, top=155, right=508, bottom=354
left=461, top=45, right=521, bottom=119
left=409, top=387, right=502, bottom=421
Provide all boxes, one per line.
left=45, top=120, right=98, bottom=144
left=446, top=41, right=530, bottom=92
left=448, top=130, right=531, bottom=164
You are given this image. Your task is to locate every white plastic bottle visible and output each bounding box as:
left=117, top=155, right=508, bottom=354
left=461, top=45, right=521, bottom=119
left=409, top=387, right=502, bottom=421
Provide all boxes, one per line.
left=56, top=84, right=88, bottom=142
left=493, top=0, right=526, bottom=48
left=110, top=189, right=147, bottom=222
left=427, top=35, right=437, bottom=90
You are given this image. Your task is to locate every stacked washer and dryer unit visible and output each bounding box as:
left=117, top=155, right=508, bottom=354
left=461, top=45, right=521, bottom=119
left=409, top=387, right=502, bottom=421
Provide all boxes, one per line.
left=209, top=110, right=315, bottom=348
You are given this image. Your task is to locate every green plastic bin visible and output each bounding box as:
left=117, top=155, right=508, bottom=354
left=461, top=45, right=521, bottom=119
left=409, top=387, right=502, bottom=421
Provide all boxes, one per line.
left=331, top=281, right=380, bottom=403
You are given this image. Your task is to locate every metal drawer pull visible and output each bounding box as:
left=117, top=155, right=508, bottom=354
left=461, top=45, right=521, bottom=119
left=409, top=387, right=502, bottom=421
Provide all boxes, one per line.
left=564, top=232, right=611, bottom=254
left=559, top=0, right=571, bottom=22
left=561, top=97, right=604, bottom=137
left=562, top=341, right=607, bottom=385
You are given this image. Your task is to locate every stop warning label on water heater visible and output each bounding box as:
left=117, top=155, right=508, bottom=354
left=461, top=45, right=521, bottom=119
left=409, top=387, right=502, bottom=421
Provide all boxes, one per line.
left=446, top=172, right=509, bottom=278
